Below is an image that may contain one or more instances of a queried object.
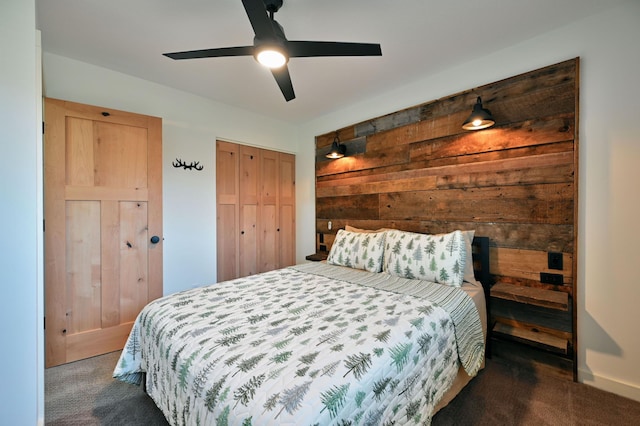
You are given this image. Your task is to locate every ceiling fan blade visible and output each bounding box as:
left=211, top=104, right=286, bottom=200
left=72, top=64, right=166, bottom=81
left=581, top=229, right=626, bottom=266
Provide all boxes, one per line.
left=163, top=46, right=254, bottom=60
left=287, top=41, right=382, bottom=58
left=271, top=66, right=295, bottom=101
left=242, top=0, right=276, bottom=40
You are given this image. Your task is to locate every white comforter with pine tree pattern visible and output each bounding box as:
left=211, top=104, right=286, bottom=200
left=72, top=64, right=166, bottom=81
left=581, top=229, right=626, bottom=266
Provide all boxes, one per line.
left=114, top=262, right=484, bottom=425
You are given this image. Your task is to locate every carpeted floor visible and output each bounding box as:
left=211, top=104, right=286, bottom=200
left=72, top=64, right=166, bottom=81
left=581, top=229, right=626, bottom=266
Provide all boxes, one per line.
left=45, top=351, right=167, bottom=426
left=45, top=351, right=640, bottom=425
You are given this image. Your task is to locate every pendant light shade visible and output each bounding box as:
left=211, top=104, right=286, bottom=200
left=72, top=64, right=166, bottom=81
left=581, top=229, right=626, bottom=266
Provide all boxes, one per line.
left=326, top=135, right=346, bottom=159
left=462, top=96, right=495, bottom=130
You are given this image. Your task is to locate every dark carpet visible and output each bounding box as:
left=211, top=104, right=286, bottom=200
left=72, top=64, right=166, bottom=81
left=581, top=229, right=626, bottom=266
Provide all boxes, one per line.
left=45, top=351, right=640, bottom=425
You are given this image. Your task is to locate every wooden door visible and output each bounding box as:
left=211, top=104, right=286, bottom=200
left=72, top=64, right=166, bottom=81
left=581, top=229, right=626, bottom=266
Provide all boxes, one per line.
left=216, top=141, right=295, bottom=280
left=239, top=145, right=260, bottom=277
left=216, top=141, right=240, bottom=282
left=44, top=98, right=162, bottom=367
left=259, top=149, right=279, bottom=273
left=278, top=152, right=296, bottom=268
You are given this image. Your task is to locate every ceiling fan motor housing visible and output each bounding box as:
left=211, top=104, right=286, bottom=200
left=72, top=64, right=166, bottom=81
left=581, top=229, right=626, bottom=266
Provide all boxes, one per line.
left=264, top=0, right=283, bottom=14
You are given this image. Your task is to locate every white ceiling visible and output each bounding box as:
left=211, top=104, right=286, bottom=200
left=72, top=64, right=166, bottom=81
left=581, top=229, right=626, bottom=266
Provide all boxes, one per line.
left=36, top=0, right=625, bottom=124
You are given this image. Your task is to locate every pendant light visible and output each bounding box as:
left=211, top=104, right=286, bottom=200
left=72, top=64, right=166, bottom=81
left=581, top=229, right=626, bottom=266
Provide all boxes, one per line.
left=462, top=96, right=495, bottom=130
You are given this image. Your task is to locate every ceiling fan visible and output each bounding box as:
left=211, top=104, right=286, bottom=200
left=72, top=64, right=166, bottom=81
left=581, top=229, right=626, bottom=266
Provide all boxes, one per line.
left=163, top=0, right=382, bottom=102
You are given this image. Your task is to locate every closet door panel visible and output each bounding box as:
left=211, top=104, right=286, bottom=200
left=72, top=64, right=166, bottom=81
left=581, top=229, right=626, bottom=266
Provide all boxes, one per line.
left=217, top=204, right=238, bottom=281
left=216, top=141, right=239, bottom=281
left=260, top=150, right=279, bottom=273
left=216, top=141, right=295, bottom=280
left=279, top=153, right=296, bottom=268
left=239, top=146, right=259, bottom=277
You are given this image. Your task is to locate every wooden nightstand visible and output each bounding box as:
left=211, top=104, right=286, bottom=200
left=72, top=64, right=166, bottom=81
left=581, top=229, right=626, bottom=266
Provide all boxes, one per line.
left=490, top=281, right=574, bottom=379
left=305, top=252, right=328, bottom=262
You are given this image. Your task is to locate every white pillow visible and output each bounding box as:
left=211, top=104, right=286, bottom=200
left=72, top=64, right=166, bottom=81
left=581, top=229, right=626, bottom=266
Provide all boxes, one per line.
left=383, top=229, right=466, bottom=286
left=327, top=229, right=386, bottom=272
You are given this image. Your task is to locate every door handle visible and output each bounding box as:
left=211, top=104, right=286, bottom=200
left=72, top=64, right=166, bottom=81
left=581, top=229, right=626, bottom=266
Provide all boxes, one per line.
left=150, top=236, right=161, bottom=244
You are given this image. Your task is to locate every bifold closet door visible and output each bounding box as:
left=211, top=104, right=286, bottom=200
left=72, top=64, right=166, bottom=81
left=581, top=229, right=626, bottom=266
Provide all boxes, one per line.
left=216, top=141, right=240, bottom=282
left=216, top=140, right=295, bottom=281
left=238, top=146, right=260, bottom=277
left=278, top=152, right=296, bottom=268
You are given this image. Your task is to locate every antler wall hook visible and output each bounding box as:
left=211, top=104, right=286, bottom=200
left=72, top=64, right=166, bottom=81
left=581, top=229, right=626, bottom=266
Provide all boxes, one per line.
left=172, top=158, right=204, bottom=171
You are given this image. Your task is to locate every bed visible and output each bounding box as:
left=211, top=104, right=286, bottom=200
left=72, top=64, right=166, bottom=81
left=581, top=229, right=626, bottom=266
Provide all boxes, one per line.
left=114, top=229, right=491, bottom=425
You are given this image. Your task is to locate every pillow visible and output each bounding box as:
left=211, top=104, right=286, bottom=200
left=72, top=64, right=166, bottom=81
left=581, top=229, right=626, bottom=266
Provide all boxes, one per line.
left=461, top=230, right=476, bottom=283
left=345, top=225, right=388, bottom=233
left=383, top=229, right=466, bottom=287
left=327, top=229, right=386, bottom=272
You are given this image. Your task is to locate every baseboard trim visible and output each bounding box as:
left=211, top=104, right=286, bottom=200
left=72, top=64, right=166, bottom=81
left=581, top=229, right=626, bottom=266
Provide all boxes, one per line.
left=578, top=368, right=640, bottom=403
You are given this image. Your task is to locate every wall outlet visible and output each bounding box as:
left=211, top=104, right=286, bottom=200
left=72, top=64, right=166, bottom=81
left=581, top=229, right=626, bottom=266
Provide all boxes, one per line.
left=540, top=272, right=564, bottom=285
left=548, top=252, right=563, bottom=270
left=328, top=221, right=332, bottom=230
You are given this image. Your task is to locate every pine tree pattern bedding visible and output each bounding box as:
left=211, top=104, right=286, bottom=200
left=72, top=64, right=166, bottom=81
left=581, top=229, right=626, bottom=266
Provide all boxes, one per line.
left=113, top=262, right=484, bottom=425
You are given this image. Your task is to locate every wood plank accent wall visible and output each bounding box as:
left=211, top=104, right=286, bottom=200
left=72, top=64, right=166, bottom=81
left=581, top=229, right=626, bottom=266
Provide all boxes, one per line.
left=314, top=59, right=579, bottom=374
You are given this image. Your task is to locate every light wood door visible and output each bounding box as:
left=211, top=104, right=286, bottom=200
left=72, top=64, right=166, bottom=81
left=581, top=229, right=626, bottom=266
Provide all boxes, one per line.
left=278, top=152, right=296, bottom=268
left=239, top=145, right=260, bottom=277
left=259, top=149, right=279, bottom=273
left=44, top=98, right=162, bottom=367
left=216, top=141, right=295, bottom=281
left=216, top=141, right=240, bottom=282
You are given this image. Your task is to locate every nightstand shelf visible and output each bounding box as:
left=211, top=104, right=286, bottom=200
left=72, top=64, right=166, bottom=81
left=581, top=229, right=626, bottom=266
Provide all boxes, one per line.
left=493, top=322, right=568, bottom=355
left=490, top=281, right=574, bottom=379
left=491, top=282, right=569, bottom=311
left=305, top=252, right=328, bottom=262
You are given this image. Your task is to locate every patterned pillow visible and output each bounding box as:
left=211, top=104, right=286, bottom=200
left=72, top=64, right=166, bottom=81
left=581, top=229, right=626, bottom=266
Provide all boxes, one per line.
left=326, top=229, right=386, bottom=272
left=461, top=230, right=476, bottom=283
left=383, top=229, right=466, bottom=286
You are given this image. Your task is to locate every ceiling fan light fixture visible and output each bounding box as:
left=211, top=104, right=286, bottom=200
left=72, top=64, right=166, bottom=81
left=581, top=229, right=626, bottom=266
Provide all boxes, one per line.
left=462, top=96, right=495, bottom=130
left=256, top=49, right=287, bottom=68
left=254, top=41, right=288, bottom=68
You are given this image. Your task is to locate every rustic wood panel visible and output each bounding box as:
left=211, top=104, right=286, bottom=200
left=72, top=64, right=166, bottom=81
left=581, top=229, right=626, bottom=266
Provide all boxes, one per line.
left=491, top=282, right=570, bottom=310
left=491, top=299, right=572, bottom=333
left=316, top=194, right=380, bottom=220
left=493, top=323, right=568, bottom=354
left=314, top=59, right=578, bottom=256
left=316, top=220, right=574, bottom=252
left=313, top=59, right=579, bottom=377
left=490, top=247, right=573, bottom=284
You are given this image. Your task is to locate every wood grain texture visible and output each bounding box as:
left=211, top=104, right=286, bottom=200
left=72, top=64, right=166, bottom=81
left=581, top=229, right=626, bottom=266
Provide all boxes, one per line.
left=313, top=59, right=579, bottom=377
left=217, top=141, right=296, bottom=280
left=44, top=98, right=163, bottom=367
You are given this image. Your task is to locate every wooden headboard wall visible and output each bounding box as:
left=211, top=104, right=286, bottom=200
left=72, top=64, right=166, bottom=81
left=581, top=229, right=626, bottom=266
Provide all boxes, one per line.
left=314, top=58, right=579, bottom=375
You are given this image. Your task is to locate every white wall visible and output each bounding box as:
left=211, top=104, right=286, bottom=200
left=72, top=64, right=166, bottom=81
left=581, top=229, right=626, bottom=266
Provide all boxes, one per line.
left=297, top=0, right=640, bottom=402
left=42, top=53, right=300, bottom=296
left=0, top=1, right=42, bottom=424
